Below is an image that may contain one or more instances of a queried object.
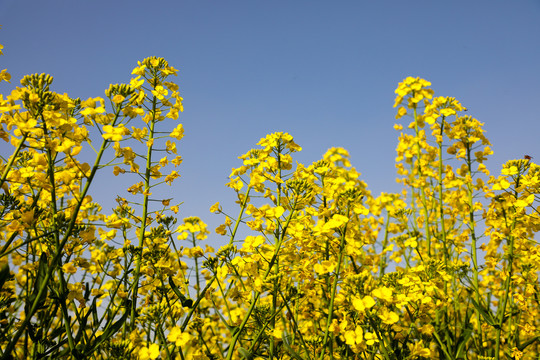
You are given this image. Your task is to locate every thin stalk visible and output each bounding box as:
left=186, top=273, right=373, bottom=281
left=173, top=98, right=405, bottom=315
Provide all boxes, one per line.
left=225, top=207, right=296, bottom=360
left=270, top=148, right=284, bottom=358
left=0, top=132, right=29, bottom=190
left=378, top=214, right=390, bottom=277
left=367, top=315, right=392, bottom=360
left=129, top=94, right=157, bottom=331
left=437, top=118, right=449, bottom=269
left=278, top=288, right=311, bottom=358
left=436, top=118, right=455, bottom=352
left=465, top=144, right=483, bottom=351
left=495, top=210, right=517, bottom=359
left=412, top=106, right=432, bottom=256
left=191, top=233, right=201, bottom=298
left=42, top=115, right=76, bottom=354
left=179, top=186, right=252, bottom=333
left=318, top=209, right=349, bottom=360
left=1, top=124, right=115, bottom=359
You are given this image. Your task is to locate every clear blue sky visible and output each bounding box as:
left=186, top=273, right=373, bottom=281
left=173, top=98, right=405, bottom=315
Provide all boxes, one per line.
left=1, top=0, right=539, bottom=240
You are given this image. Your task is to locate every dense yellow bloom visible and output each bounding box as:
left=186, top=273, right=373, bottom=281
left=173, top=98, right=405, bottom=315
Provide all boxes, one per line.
left=2, top=45, right=539, bottom=360
left=394, top=76, right=434, bottom=108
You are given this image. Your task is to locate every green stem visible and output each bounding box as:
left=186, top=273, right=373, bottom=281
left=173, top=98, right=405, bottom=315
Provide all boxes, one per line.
left=465, top=144, right=483, bottom=351
left=41, top=114, right=77, bottom=355
left=367, top=315, right=392, bottom=360
left=1, top=126, right=115, bottom=360
left=318, top=210, right=349, bottom=360
left=0, top=132, right=28, bottom=190
left=179, top=187, right=252, bottom=333
left=437, top=118, right=449, bottom=269
left=495, top=210, right=516, bottom=359
left=378, top=215, right=390, bottom=277
left=192, top=233, right=201, bottom=298
left=412, top=106, right=432, bottom=257
left=270, top=150, right=283, bottom=359
left=225, top=207, right=296, bottom=360
left=129, top=95, right=157, bottom=331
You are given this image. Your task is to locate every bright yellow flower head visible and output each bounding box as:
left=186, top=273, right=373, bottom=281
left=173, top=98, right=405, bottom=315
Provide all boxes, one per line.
left=394, top=76, right=434, bottom=108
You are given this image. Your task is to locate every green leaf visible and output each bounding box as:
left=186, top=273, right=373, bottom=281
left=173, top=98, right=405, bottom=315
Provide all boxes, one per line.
left=84, top=300, right=131, bottom=356
left=432, top=331, right=456, bottom=360
left=518, top=336, right=540, bottom=351
left=41, top=338, right=68, bottom=358
left=0, top=263, right=11, bottom=290
left=91, top=297, right=99, bottom=325
left=74, top=297, right=97, bottom=344
left=281, top=332, right=304, bottom=360
left=470, top=298, right=496, bottom=327
left=209, top=298, right=236, bottom=332
left=455, top=328, right=473, bottom=359
left=168, top=276, right=193, bottom=308
left=48, top=326, right=66, bottom=341
left=26, top=253, right=48, bottom=313
left=238, top=347, right=252, bottom=360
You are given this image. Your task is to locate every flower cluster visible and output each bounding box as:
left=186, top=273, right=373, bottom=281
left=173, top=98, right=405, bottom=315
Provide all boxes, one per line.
left=1, top=29, right=539, bottom=359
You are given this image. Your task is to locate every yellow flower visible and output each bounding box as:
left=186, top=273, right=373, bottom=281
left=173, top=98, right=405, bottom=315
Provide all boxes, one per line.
left=113, top=166, right=125, bottom=176
left=393, top=77, right=433, bottom=108
left=165, top=140, right=177, bottom=154
left=164, top=171, right=180, bottom=185
left=139, top=343, right=160, bottom=360
left=395, top=106, right=407, bottom=119
left=171, top=155, right=183, bottom=167
left=492, top=178, right=511, bottom=191
left=314, top=260, right=337, bottom=275
left=215, top=224, right=227, bottom=235
left=242, top=235, right=265, bottom=251
left=210, top=202, right=221, bottom=213
left=378, top=308, right=399, bottom=325
left=102, top=124, right=130, bottom=142
left=112, top=94, right=125, bottom=104
left=407, top=340, right=432, bottom=358
left=131, top=62, right=147, bottom=76
left=364, top=332, right=378, bottom=346
left=127, top=182, right=144, bottom=195
left=265, top=205, right=285, bottom=218
left=0, top=69, right=11, bottom=83
left=62, top=262, right=77, bottom=274
left=511, top=347, right=524, bottom=360
left=130, top=75, right=144, bottom=88
left=352, top=296, right=375, bottom=313
left=20, top=209, right=35, bottom=225
left=344, top=325, right=363, bottom=346
left=159, top=156, right=168, bottom=167
left=170, top=123, right=184, bottom=140
left=168, top=327, right=193, bottom=347
left=161, top=198, right=171, bottom=206
left=372, top=286, right=393, bottom=302
left=151, top=85, right=168, bottom=100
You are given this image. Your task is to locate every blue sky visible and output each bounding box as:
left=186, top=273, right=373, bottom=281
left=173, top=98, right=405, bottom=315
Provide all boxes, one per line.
left=1, top=0, right=539, bottom=241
